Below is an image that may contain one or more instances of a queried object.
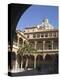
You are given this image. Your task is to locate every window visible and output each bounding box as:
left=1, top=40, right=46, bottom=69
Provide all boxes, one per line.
left=33, top=34, right=36, bottom=38
left=37, top=33, right=40, bottom=38
left=45, top=34, right=48, bottom=37
left=45, top=41, right=52, bottom=50
left=48, top=45, right=52, bottom=49
left=49, top=33, right=52, bottom=37
left=27, top=34, right=29, bottom=38
left=52, top=33, right=56, bottom=37
left=41, top=34, right=44, bottom=37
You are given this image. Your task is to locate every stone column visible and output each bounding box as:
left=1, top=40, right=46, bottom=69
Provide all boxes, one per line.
left=34, top=55, right=37, bottom=69
left=25, top=58, right=28, bottom=69
left=35, top=41, right=37, bottom=49
left=43, top=54, right=46, bottom=60
left=21, top=59, right=23, bottom=69
left=51, top=40, right=53, bottom=50
left=44, top=33, right=45, bottom=38
left=15, top=59, right=19, bottom=70
left=43, top=41, right=45, bottom=50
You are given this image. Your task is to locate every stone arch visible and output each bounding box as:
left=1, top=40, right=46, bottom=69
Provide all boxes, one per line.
left=24, top=40, right=27, bottom=45
left=28, top=55, right=34, bottom=68
left=37, top=55, right=43, bottom=61
left=53, top=54, right=58, bottom=73
left=51, top=54, right=58, bottom=63
left=19, top=37, right=23, bottom=46
left=44, top=54, right=58, bottom=73
left=36, top=55, right=43, bottom=69
left=45, top=54, right=52, bottom=70
left=45, top=54, right=52, bottom=61
left=8, top=4, right=31, bottom=51
left=55, top=54, right=58, bottom=62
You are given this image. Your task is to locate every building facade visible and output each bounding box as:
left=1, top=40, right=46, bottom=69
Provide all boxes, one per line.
left=8, top=19, right=58, bottom=72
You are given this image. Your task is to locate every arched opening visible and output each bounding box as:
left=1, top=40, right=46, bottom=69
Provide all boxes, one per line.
left=54, top=54, right=58, bottom=73
left=54, top=54, right=58, bottom=62
left=24, top=40, right=27, bottom=45
left=28, top=55, right=34, bottom=68
left=45, top=54, right=52, bottom=62
left=44, top=54, right=58, bottom=73
left=36, top=55, right=43, bottom=70
left=52, top=54, right=58, bottom=73
left=19, top=38, right=23, bottom=46
left=44, top=54, right=54, bottom=72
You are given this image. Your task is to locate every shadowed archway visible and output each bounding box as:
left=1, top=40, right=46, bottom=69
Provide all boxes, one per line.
left=28, top=55, right=34, bottom=68
left=19, top=38, right=23, bottom=46
left=8, top=3, right=31, bottom=51
left=8, top=4, right=31, bottom=74
left=45, top=54, right=53, bottom=61
left=36, top=55, right=43, bottom=70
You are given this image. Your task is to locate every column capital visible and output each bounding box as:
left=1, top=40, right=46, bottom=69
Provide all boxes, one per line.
left=33, top=54, right=37, bottom=57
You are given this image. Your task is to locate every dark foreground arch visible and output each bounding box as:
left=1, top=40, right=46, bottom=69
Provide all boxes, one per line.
left=8, top=3, right=31, bottom=51
left=8, top=4, right=31, bottom=76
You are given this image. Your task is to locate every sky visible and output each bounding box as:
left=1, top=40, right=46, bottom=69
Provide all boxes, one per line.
left=16, top=5, right=58, bottom=31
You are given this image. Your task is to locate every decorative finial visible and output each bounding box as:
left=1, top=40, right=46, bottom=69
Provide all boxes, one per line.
left=43, top=18, right=49, bottom=23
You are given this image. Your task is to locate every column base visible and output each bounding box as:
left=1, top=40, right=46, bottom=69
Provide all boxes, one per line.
left=8, top=68, right=25, bottom=73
